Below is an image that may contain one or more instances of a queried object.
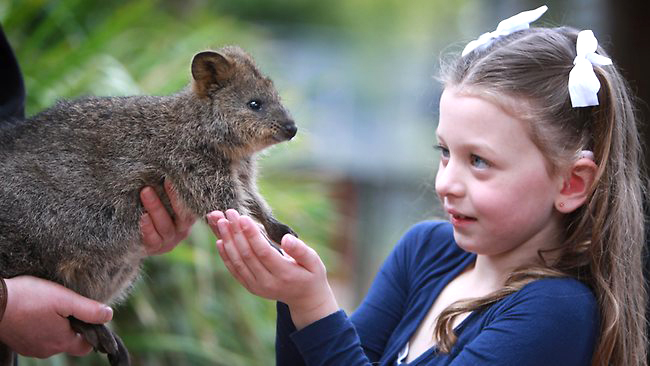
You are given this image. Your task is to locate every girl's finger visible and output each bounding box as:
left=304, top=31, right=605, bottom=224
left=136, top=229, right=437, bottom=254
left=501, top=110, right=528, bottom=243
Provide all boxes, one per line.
left=217, top=217, right=258, bottom=286
left=280, top=234, right=324, bottom=274
left=206, top=211, right=226, bottom=237
left=225, top=210, right=273, bottom=279
left=216, top=239, right=249, bottom=287
left=238, top=216, right=289, bottom=273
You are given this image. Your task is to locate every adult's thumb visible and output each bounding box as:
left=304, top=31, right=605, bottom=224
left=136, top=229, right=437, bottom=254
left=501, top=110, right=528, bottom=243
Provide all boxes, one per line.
left=60, top=289, right=113, bottom=325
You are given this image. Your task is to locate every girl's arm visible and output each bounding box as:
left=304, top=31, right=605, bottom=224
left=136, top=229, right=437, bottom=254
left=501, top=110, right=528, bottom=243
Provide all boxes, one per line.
left=208, top=209, right=406, bottom=365
left=273, top=221, right=416, bottom=365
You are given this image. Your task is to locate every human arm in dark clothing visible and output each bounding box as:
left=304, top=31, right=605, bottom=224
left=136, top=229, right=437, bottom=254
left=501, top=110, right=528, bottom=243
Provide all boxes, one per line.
left=0, top=24, right=25, bottom=121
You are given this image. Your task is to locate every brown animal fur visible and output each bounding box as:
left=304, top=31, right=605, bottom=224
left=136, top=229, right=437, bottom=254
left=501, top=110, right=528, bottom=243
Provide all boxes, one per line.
left=0, top=46, right=297, bottom=365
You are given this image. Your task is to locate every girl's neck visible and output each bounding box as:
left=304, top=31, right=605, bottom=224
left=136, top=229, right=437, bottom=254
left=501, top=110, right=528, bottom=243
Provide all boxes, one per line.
left=468, top=256, right=514, bottom=291
left=469, top=220, right=566, bottom=290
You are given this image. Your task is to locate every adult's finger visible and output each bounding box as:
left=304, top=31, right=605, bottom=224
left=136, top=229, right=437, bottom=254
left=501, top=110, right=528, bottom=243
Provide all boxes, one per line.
left=64, top=333, right=94, bottom=356
left=140, top=213, right=163, bottom=253
left=55, top=288, right=113, bottom=325
left=140, top=186, right=171, bottom=253
left=141, top=186, right=174, bottom=238
left=164, top=179, right=195, bottom=230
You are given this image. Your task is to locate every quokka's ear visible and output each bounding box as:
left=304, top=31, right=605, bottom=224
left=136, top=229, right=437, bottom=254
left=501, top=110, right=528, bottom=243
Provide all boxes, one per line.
left=191, top=51, right=234, bottom=97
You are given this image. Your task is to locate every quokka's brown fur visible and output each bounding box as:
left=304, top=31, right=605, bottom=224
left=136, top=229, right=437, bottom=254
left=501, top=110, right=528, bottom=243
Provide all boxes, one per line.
left=0, top=45, right=297, bottom=365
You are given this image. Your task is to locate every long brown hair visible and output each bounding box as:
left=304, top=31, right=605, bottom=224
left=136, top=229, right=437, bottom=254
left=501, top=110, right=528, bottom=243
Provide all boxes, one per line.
left=435, top=27, right=647, bottom=365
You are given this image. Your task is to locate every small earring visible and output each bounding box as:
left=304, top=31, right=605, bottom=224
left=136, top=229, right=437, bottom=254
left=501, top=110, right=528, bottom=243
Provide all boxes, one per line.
left=558, top=202, right=565, bottom=208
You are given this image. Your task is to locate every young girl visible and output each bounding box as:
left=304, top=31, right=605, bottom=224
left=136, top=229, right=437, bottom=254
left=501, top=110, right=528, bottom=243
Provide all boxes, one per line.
left=207, top=6, right=647, bottom=365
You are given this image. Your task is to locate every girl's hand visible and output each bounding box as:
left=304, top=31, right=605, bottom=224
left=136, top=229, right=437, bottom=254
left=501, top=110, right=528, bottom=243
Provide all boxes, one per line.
left=139, top=179, right=196, bottom=255
left=207, top=209, right=339, bottom=330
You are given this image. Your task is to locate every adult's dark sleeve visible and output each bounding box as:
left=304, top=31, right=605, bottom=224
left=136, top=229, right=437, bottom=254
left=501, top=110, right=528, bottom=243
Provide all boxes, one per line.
left=0, top=24, right=25, bottom=121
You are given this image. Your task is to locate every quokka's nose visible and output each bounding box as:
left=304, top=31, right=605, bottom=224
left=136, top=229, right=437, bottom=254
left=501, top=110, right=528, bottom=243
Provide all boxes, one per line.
left=282, top=123, right=297, bottom=139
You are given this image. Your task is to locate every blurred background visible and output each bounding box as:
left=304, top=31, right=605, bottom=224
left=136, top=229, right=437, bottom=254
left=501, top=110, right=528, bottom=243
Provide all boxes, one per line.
left=1, top=0, right=648, bottom=365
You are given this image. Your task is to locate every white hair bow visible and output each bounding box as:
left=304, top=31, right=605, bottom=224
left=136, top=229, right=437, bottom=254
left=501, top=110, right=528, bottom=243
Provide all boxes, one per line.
left=568, top=30, right=612, bottom=107
left=462, top=5, right=548, bottom=57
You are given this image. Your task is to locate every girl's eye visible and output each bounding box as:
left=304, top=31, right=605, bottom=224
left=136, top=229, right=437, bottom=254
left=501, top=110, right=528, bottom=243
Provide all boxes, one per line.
left=470, top=154, right=490, bottom=169
left=247, top=100, right=262, bottom=111
left=434, top=144, right=450, bottom=159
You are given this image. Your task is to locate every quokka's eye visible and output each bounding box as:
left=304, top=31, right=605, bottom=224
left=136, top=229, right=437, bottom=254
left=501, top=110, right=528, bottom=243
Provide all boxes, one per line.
left=247, top=100, right=262, bottom=111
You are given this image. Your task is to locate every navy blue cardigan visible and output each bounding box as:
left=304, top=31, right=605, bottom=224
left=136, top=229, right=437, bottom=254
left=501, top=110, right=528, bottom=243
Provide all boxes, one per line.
left=276, top=221, right=598, bottom=365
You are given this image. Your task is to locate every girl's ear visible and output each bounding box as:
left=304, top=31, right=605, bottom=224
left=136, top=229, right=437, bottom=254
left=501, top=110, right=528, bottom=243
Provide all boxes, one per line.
left=555, top=157, right=598, bottom=213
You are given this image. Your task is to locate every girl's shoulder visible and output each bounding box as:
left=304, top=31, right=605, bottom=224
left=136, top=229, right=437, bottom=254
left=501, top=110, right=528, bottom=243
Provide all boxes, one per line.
left=518, top=277, right=596, bottom=306
left=454, top=277, right=599, bottom=364
left=489, top=277, right=598, bottom=326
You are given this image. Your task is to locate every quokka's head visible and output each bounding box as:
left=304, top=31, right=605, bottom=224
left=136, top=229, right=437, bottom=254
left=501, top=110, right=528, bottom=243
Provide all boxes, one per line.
left=190, top=46, right=297, bottom=155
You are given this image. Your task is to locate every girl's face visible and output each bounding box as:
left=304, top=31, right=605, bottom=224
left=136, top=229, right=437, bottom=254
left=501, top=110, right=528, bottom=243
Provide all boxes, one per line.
left=435, top=87, right=564, bottom=264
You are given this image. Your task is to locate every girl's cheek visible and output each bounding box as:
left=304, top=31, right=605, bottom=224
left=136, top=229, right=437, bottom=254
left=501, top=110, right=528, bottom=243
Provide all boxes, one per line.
left=472, top=187, right=523, bottom=224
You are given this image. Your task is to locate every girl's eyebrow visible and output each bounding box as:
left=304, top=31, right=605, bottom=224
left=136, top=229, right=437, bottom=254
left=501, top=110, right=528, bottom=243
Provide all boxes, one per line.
left=462, top=141, right=499, bottom=156
left=435, top=134, right=498, bottom=157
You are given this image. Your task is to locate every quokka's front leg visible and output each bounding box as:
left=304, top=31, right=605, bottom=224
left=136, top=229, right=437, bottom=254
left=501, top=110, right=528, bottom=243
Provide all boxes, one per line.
left=237, top=158, right=296, bottom=244
left=172, top=157, right=242, bottom=216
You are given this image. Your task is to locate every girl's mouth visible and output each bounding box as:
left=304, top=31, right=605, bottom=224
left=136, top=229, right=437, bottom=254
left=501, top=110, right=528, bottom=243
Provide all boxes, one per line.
left=444, top=205, right=477, bottom=226
left=449, top=213, right=477, bottom=226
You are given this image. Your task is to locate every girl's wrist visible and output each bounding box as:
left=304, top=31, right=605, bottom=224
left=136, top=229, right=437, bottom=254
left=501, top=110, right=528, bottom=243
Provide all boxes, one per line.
left=288, top=287, right=339, bottom=330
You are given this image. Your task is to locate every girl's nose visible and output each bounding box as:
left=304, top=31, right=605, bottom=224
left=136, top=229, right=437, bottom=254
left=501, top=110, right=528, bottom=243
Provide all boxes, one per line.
left=435, top=160, right=465, bottom=198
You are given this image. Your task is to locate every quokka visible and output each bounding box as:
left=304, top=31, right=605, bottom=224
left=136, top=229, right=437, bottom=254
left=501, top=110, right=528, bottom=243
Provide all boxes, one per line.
left=0, top=45, right=297, bottom=365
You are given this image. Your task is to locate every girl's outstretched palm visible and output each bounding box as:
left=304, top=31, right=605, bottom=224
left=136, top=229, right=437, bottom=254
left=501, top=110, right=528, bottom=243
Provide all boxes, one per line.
left=207, top=209, right=338, bottom=329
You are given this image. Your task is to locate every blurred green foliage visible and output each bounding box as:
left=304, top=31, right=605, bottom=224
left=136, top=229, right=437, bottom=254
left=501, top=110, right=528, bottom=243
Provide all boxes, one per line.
left=1, top=0, right=464, bottom=364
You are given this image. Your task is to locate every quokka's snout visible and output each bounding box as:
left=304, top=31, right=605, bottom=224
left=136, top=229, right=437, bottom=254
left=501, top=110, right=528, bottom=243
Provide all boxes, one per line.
left=281, top=121, right=297, bottom=140
left=273, top=119, right=297, bottom=141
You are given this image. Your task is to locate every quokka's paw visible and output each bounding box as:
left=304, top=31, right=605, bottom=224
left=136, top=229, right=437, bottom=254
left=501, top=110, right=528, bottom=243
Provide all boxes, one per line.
left=266, top=221, right=297, bottom=244
left=68, top=316, right=131, bottom=366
